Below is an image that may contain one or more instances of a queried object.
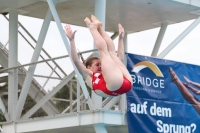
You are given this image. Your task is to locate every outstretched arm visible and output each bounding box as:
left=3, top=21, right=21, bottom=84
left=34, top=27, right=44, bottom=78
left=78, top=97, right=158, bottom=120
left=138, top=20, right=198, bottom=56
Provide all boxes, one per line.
left=184, top=76, right=200, bottom=89
left=117, top=23, right=125, bottom=61
left=64, top=24, right=91, bottom=79
left=182, top=82, right=200, bottom=95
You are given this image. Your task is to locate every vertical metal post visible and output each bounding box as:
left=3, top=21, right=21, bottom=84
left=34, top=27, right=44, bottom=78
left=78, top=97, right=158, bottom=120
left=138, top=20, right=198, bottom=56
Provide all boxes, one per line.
left=83, top=99, right=86, bottom=110
left=124, top=33, right=128, bottom=53
left=8, top=10, right=18, bottom=121
left=119, top=33, right=127, bottom=111
left=119, top=94, right=126, bottom=111
left=151, top=22, right=168, bottom=57
left=81, top=94, right=84, bottom=111
left=77, top=81, right=80, bottom=112
left=95, top=0, right=106, bottom=29
left=91, top=0, right=106, bottom=110
left=70, top=81, right=72, bottom=112
left=94, top=1, right=108, bottom=132
left=94, top=124, right=107, bottom=133
left=46, top=0, right=93, bottom=109
left=158, top=16, right=200, bottom=58
left=15, top=7, right=54, bottom=119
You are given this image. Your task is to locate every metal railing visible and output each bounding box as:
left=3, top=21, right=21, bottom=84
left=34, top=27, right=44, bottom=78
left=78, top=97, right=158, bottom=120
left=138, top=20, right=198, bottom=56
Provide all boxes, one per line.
left=0, top=14, right=124, bottom=121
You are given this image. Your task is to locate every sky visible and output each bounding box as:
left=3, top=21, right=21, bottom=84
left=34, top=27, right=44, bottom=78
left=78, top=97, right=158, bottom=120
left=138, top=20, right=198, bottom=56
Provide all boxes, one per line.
left=1, top=15, right=200, bottom=65
left=1, top=14, right=200, bottom=91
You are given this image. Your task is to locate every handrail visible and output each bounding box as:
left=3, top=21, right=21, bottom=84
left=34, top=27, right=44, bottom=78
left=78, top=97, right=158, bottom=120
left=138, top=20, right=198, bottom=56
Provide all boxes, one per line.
left=0, top=42, right=44, bottom=93
left=0, top=48, right=97, bottom=73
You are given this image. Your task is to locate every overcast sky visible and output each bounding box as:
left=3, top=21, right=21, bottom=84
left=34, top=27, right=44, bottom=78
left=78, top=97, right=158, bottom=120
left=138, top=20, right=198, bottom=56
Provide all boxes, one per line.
left=1, top=15, right=200, bottom=65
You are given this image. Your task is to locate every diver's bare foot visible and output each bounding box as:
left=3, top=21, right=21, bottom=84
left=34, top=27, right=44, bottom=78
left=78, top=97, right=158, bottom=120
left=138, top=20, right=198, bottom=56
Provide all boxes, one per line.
left=91, top=15, right=102, bottom=28
left=118, top=23, right=124, bottom=39
left=169, top=68, right=179, bottom=83
left=84, top=17, right=98, bottom=29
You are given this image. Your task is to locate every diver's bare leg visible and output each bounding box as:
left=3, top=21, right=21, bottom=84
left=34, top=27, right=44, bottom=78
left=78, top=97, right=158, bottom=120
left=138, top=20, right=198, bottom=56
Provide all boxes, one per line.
left=91, top=15, right=132, bottom=84
left=184, top=76, right=200, bottom=89
left=182, top=82, right=200, bottom=95
left=84, top=17, right=123, bottom=91
left=169, top=68, right=199, bottom=105
left=169, top=68, right=200, bottom=114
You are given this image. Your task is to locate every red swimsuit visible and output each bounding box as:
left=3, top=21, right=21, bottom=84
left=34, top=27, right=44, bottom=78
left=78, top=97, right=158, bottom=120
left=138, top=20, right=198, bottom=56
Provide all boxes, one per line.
left=92, top=72, right=132, bottom=97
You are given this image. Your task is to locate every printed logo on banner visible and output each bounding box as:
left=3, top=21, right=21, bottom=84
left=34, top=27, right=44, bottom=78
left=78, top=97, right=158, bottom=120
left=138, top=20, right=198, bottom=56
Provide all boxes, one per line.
left=132, top=61, right=164, bottom=77
left=130, top=61, right=165, bottom=94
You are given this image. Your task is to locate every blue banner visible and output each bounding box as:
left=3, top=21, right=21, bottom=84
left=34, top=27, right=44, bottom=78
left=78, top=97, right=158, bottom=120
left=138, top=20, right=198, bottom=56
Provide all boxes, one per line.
left=126, top=53, right=200, bottom=133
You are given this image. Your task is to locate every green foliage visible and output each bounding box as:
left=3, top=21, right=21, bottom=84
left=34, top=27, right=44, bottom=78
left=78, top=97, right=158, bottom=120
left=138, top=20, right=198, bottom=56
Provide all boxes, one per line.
left=0, top=83, right=7, bottom=122
left=53, top=85, right=70, bottom=112
left=23, top=95, right=47, bottom=118
left=0, top=110, right=6, bottom=122
left=0, top=88, right=47, bottom=121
